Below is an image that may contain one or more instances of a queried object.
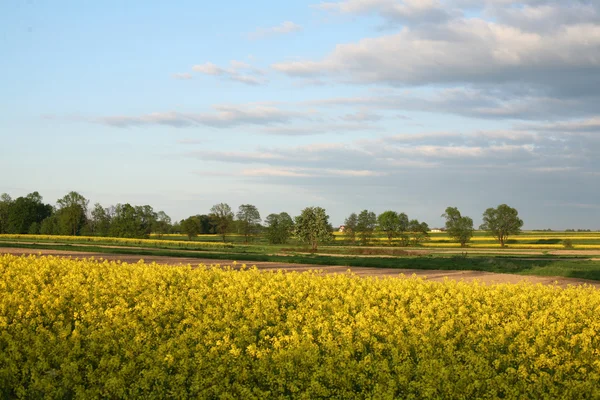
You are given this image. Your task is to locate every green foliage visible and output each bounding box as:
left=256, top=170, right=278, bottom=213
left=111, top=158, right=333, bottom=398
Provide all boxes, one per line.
left=152, top=211, right=172, bottom=238
left=377, top=211, right=400, bottom=243
left=108, top=203, right=157, bottom=238
left=56, top=191, right=89, bottom=236
left=210, top=203, right=234, bottom=242
left=5, top=192, right=53, bottom=234
left=27, top=222, right=40, bottom=234
left=343, top=212, right=358, bottom=243
left=442, top=206, right=474, bottom=247
left=265, top=212, right=294, bottom=244
left=40, top=216, right=59, bottom=235
left=181, top=216, right=201, bottom=240
left=409, top=219, right=430, bottom=245
left=236, top=204, right=261, bottom=243
left=480, top=204, right=524, bottom=247
left=0, top=193, right=12, bottom=234
left=563, top=239, right=574, bottom=249
left=294, top=206, right=334, bottom=251
left=356, top=209, right=377, bottom=245
left=89, top=203, right=112, bottom=237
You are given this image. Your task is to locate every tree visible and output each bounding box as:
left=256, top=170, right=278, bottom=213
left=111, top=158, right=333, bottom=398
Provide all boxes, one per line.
left=56, top=191, right=89, bottom=236
left=0, top=193, right=12, bottom=234
left=90, top=203, right=112, bottom=237
left=409, top=219, right=430, bottom=246
left=377, top=211, right=400, bottom=244
left=181, top=216, right=201, bottom=240
left=265, top=212, right=294, bottom=244
left=356, top=210, right=377, bottom=245
left=442, top=207, right=474, bottom=247
left=153, top=211, right=172, bottom=238
left=6, top=192, right=53, bottom=234
left=480, top=204, right=523, bottom=247
left=236, top=204, right=261, bottom=243
left=210, top=203, right=234, bottom=242
left=294, top=207, right=334, bottom=251
left=343, top=213, right=358, bottom=243
left=40, top=215, right=59, bottom=235
left=108, top=203, right=156, bottom=238
left=397, top=212, right=411, bottom=246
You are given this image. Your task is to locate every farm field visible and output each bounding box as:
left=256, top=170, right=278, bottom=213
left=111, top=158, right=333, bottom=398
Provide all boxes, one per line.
left=2, top=254, right=599, bottom=398
left=2, top=231, right=600, bottom=251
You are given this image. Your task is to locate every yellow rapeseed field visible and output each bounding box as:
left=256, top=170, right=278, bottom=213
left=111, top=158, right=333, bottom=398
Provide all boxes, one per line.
left=0, top=234, right=230, bottom=249
left=1, top=254, right=600, bottom=398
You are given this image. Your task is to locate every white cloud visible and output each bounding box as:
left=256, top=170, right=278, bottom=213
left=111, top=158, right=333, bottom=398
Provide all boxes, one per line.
left=248, top=21, right=303, bottom=40
left=92, top=104, right=309, bottom=128
left=192, top=61, right=267, bottom=85
left=172, top=72, right=193, bottom=80
left=315, top=0, right=454, bottom=25
left=192, top=62, right=224, bottom=75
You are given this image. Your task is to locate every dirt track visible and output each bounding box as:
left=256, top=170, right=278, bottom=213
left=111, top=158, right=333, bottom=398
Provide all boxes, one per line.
left=2, top=247, right=599, bottom=288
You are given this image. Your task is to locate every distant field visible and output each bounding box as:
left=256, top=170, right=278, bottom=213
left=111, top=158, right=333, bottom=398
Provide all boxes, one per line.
left=2, top=231, right=600, bottom=250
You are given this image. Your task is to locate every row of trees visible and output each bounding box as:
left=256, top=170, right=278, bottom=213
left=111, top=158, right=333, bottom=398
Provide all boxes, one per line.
left=343, top=210, right=430, bottom=246
left=442, top=205, right=524, bottom=247
left=0, top=191, right=172, bottom=238
left=0, top=191, right=524, bottom=248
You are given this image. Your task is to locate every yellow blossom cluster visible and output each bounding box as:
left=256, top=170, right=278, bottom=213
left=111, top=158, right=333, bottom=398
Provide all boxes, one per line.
left=0, top=234, right=232, bottom=249
left=1, top=254, right=599, bottom=398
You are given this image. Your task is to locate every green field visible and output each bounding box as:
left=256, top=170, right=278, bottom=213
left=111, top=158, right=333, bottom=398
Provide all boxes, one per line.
left=2, top=232, right=600, bottom=281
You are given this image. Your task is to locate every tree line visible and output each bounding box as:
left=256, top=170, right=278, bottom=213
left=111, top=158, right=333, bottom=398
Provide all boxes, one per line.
left=0, top=191, right=524, bottom=249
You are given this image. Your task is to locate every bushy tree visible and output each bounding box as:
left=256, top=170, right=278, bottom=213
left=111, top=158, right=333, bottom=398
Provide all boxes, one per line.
left=343, top=213, right=358, bottom=243
left=236, top=204, right=261, bottom=243
left=356, top=210, right=377, bottom=245
left=108, top=204, right=156, bottom=238
left=40, top=215, right=59, bottom=235
left=181, top=216, right=201, bottom=240
left=442, top=207, right=474, bottom=247
left=153, top=211, right=172, bottom=238
left=56, top=191, right=89, bottom=236
left=6, top=192, right=53, bottom=234
left=265, top=212, right=294, bottom=244
left=90, top=203, right=112, bottom=237
left=409, top=219, right=430, bottom=246
left=377, top=211, right=400, bottom=244
left=0, top=193, right=12, bottom=234
left=210, top=203, right=234, bottom=242
left=294, top=207, right=334, bottom=251
left=480, top=204, right=523, bottom=247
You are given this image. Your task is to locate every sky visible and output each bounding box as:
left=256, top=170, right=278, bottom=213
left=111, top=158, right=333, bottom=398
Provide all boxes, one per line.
left=1, top=0, right=599, bottom=229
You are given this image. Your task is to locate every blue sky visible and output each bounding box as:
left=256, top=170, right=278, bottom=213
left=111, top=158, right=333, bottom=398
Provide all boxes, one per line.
left=1, top=0, right=599, bottom=229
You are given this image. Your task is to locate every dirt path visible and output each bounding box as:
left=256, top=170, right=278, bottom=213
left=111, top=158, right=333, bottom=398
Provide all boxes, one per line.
left=2, top=247, right=598, bottom=288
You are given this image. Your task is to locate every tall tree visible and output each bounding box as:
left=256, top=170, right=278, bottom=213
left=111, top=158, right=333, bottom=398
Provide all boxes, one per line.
left=409, top=219, right=430, bottom=246
left=0, top=193, right=12, bottom=234
left=265, top=212, right=294, bottom=244
left=210, top=203, right=234, bottom=242
left=442, top=207, right=474, bottom=247
left=236, top=204, right=261, bottom=243
left=181, top=216, right=201, bottom=240
left=90, top=203, right=112, bottom=237
left=153, top=211, right=172, bottom=238
left=294, top=207, right=334, bottom=252
left=108, top=203, right=156, bottom=238
left=356, top=210, right=377, bottom=245
left=480, top=204, right=523, bottom=247
left=377, top=211, right=400, bottom=244
left=56, top=191, right=89, bottom=236
left=343, top=213, right=358, bottom=243
left=6, top=192, right=53, bottom=234
left=397, top=212, right=411, bottom=246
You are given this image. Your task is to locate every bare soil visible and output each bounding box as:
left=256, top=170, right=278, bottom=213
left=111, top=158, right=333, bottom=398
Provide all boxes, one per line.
left=2, top=247, right=598, bottom=288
